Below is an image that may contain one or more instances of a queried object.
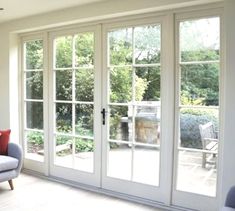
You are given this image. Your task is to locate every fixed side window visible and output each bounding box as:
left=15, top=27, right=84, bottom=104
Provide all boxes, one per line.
left=22, top=39, right=44, bottom=162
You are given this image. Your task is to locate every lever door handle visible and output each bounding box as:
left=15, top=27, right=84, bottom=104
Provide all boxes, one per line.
left=101, top=108, right=106, bottom=125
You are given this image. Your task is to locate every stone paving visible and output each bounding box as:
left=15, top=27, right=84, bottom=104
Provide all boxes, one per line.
left=27, top=146, right=217, bottom=196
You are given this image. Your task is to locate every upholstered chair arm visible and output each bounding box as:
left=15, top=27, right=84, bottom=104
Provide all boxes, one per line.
left=8, top=143, right=23, bottom=175
left=225, top=186, right=235, bottom=208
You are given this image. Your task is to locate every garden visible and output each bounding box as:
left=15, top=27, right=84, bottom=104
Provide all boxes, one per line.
left=25, top=24, right=219, bottom=154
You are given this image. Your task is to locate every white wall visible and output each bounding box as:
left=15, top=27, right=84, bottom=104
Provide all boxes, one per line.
left=0, top=33, right=10, bottom=129
left=0, top=0, right=234, bottom=209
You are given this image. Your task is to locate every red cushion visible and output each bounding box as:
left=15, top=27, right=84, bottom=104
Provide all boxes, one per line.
left=0, top=129, right=11, bottom=155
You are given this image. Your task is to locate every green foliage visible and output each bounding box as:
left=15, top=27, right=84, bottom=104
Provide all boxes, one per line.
left=180, top=62, right=219, bottom=106
left=109, top=142, right=119, bottom=149
left=110, top=68, right=132, bottom=103
left=136, top=67, right=160, bottom=101
left=76, top=69, right=94, bottom=101
left=75, top=138, right=94, bottom=152
left=26, top=24, right=220, bottom=150
left=27, top=132, right=44, bottom=145
left=56, top=136, right=71, bottom=146
left=55, top=36, right=72, bottom=68
left=56, top=70, right=72, bottom=100
left=26, top=72, right=43, bottom=99
left=75, top=120, right=93, bottom=137
left=75, top=33, right=94, bottom=66
left=26, top=40, right=43, bottom=69
left=109, top=29, right=132, bottom=65
left=180, top=108, right=218, bottom=148
left=135, top=76, right=148, bottom=101
left=181, top=49, right=219, bottom=62
left=56, top=120, right=72, bottom=133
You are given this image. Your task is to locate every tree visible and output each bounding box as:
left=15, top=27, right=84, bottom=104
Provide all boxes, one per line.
left=26, top=24, right=220, bottom=132
left=180, top=18, right=220, bottom=106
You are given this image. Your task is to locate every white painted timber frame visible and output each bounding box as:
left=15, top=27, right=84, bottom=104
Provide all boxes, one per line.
left=172, top=8, right=223, bottom=211
left=101, top=15, right=175, bottom=205
left=48, top=25, right=102, bottom=187
left=19, top=4, right=224, bottom=211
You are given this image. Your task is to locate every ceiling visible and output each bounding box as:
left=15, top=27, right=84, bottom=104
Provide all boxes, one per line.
left=0, top=0, right=109, bottom=23
left=0, top=0, right=223, bottom=24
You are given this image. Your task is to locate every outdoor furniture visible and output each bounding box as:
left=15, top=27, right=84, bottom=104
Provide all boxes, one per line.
left=222, top=186, right=235, bottom=211
left=199, top=122, right=218, bottom=168
left=0, top=142, right=23, bottom=190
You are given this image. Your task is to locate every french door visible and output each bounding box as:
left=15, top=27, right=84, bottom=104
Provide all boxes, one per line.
left=101, top=16, right=174, bottom=203
left=48, top=25, right=102, bottom=186
left=21, top=9, right=221, bottom=211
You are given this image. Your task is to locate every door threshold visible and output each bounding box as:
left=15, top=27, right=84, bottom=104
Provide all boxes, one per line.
left=22, top=168, right=195, bottom=211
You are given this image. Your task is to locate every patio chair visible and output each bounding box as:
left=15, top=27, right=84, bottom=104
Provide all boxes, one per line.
left=199, top=122, right=218, bottom=168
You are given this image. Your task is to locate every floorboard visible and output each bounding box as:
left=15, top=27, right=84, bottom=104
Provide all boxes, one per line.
left=0, top=173, right=161, bottom=211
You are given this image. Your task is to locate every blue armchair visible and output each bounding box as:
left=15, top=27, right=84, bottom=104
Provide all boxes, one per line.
left=222, top=186, right=235, bottom=211
left=0, top=142, right=23, bottom=190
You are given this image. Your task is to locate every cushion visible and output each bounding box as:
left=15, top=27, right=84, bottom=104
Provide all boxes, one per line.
left=0, top=155, right=19, bottom=172
left=0, top=129, right=11, bottom=155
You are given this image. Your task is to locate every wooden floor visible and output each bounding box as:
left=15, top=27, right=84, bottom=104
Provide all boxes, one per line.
left=0, top=173, right=160, bottom=211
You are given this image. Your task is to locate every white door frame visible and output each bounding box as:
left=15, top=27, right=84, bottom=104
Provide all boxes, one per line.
left=101, top=15, right=175, bottom=204
left=19, top=5, right=223, bottom=210
left=48, top=25, right=102, bottom=187
left=172, top=8, right=223, bottom=211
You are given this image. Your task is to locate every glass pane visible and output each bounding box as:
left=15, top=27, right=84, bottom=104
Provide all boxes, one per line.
left=176, top=150, right=217, bottom=196
left=109, top=28, right=132, bottom=65
left=26, top=71, right=43, bottom=99
left=75, top=32, right=94, bottom=67
left=74, top=138, right=94, bottom=173
left=177, top=107, right=219, bottom=196
left=25, top=40, right=43, bottom=70
left=56, top=103, right=72, bottom=134
left=26, top=102, right=43, bottom=129
left=110, top=67, right=132, bottom=103
left=107, top=143, right=131, bottom=180
left=135, top=67, right=160, bottom=101
left=180, top=64, right=219, bottom=106
left=75, top=69, right=94, bottom=102
left=75, top=104, right=94, bottom=137
left=134, top=25, right=161, bottom=64
left=25, top=131, right=44, bottom=162
left=180, top=107, right=219, bottom=149
left=56, top=70, right=72, bottom=101
left=133, top=146, right=159, bottom=186
left=55, top=36, right=72, bottom=68
left=180, top=17, right=220, bottom=62
left=55, top=135, right=73, bottom=168
left=135, top=105, right=160, bottom=145
left=109, top=106, right=129, bottom=141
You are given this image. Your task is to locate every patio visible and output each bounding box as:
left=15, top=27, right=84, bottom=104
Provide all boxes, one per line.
left=27, top=145, right=216, bottom=197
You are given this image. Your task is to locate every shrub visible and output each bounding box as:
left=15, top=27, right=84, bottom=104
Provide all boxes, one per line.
left=75, top=138, right=94, bottom=152
left=180, top=108, right=218, bottom=148
left=27, top=131, right=44, bottom=145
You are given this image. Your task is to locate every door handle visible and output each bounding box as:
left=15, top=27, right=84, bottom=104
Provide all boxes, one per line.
left=101, top=108, right=106, bottom=125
